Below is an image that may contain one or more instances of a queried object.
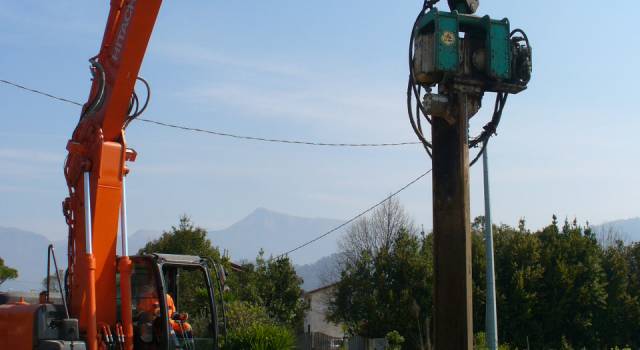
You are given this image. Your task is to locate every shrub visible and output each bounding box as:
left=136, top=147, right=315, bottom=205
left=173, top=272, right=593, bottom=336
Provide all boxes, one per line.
left=222, top=323, right=295, bottom=350
left=225, top=301, right=273, bottom=329
left=386, top=330, right=405, bottom=350
left=474, top=332, right=512, bottom=350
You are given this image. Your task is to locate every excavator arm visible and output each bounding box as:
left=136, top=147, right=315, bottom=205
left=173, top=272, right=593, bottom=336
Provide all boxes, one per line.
left=63, top=1, right=162, bottom=349
left=0, top=2, right=228, bottom=350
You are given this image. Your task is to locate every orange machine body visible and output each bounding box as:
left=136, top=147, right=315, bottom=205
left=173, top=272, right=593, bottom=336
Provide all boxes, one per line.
left=60, top=1, right=163, bottom=349
left=0, top=2, right=174, bottom=349
left=0, top=303, right=42, bottom=350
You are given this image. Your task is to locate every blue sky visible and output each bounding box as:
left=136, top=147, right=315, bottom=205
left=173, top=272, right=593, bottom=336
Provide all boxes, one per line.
left=0, top=0, right=638, bottom=252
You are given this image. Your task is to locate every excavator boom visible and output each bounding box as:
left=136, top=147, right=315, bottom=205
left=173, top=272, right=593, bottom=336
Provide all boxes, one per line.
left=1, top=2, right=229, bottom=350
left=63, top=1, right=162, bottom=349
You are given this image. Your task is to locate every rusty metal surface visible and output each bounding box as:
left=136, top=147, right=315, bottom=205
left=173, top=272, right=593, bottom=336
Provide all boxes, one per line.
left=431, top=95, right=474, bottom=350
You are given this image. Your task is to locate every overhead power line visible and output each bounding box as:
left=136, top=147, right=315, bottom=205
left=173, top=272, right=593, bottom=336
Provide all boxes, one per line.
left=1, top=79, right=421, bottom=148
left=278, top=168, right=432, bottom=257
left=0, top=79, right=83, bottom=106
left=2, top=78, right=432, bottom=254
left=138, top=118, right=420, bottom=147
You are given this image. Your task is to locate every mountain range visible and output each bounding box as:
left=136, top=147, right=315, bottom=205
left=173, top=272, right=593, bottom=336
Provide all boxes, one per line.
left=0, top=227, right=168, bottom=292
left=208, top=208, right=344, bottom=264
left=1, top=213, right=638, bottom=292
left=294, top=253, right=341, bottom=291
left=0, top=227, right=55, bottom=292
left=591, top=217, right=640, bottom=243
left=0, top=208, right=345, bottom=291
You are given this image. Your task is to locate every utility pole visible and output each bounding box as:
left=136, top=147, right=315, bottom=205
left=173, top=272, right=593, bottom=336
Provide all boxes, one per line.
left=408, top=1, right=532, bottom=349
left=483, top=142, right=498, bottom=350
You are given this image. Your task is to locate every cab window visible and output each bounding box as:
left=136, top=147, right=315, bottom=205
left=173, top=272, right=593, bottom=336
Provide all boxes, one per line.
left=162, top=265, right=216, bottom=350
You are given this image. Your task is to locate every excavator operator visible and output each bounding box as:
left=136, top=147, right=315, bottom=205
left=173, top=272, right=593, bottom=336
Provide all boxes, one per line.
left=166, top=293, right=192, bottom=336
left=136, top=293, right=193, bottom=333
left=135, top=278, right=193, bottom=347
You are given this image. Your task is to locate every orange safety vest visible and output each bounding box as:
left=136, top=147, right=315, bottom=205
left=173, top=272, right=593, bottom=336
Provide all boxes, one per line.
left=166, top=294, right=191, bottom=334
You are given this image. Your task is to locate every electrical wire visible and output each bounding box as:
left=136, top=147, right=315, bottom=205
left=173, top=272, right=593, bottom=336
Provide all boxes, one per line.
left=0, top=79, right=82, bottom=106
left=2, top=77, right=433, bottom=254
left=137, top=118, right=421, bottom=147
left=278, top=168, right=432, bottom=258
left=0, top=78, right=421, bottom=148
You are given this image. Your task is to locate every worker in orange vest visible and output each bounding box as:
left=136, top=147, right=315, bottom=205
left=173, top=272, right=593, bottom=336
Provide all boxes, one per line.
left=166, top=293, right=192, bottom=335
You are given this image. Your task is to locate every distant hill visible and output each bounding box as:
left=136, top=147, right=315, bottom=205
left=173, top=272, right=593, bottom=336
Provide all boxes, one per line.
left=0, top=227, right=51, bottom=291
left=208, top=208, right=344, bottom=265
left=1, top=208, right=347, bottom=291
left=0, top=227, right=161, bottom=292
left=592, top=217, right=640, bottom=243
left=5, top=215, right=637, bottom=293
left=125, top=208, right=345, bottom=264
left=119, top=229, right=163, bottom=254
left=295, top=253, right=341, bottom=291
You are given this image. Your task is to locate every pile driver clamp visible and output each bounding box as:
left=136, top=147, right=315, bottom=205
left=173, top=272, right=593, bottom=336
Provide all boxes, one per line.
left=413, top=4, right=531, bottom=93
left=409, top=0, right=532, bottom=158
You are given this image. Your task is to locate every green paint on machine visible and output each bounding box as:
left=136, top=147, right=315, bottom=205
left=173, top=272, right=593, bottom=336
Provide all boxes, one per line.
left=413, top=8, right=516, bottom=86
left=487, top=18, right=511, bottom=80
left=436, top=13, right=460, bottom=72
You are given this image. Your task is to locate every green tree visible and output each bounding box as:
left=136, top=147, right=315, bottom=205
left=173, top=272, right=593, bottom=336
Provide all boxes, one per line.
left=534, top=219, right=607, bottom=349
left=329, top=218, right=432, bottom=349
left=0, top=257, right=18, bottom=286
left=227, top=251, right=307, bottom=331
left=142, top=216, right=307, bottom=333
left=492, top=221, right=544, bottom=348
left=487, top=217, right=614, bottom=349
left=627, top=242, right=640, bottom=347
left=328, top=250, right=376, bottom=334
left=598, top=241, right=640, bottom=348
left=138, top=215, right=225, bottom=333
left=600, top=241, right=636, bottom=347
left=139, top=215, right=221, bottom=262
left=471, top=217, right=487, bottom=334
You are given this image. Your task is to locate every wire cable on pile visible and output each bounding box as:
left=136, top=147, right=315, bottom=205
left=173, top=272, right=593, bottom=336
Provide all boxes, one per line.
left=0, top=78, right=421, bottom=148
left=278, top=168, right=432, bottom=257
left=407, top=0, right=436, bottom=155
left=406, top=0, right=516, bottom=166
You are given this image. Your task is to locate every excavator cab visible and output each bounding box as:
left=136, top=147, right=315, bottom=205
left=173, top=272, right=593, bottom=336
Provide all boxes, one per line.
left=121, top=254, right=225, bottom=350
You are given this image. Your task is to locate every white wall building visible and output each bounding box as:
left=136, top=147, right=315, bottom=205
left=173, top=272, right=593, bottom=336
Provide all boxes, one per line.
left=303, top=283, right=344, bottom=339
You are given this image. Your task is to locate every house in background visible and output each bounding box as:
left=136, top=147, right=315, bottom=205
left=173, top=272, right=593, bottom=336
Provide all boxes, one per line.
left=302, top=284, right=389, bottom=350
left=303, top=283, right=344, bottom=339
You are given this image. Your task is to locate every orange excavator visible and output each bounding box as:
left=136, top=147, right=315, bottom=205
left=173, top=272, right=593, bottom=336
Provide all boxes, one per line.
left=0, top=1, right=226, bottom=349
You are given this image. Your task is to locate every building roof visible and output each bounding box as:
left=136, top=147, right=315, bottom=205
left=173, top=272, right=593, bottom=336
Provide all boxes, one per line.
left=304, top=283, right=337, bottom=296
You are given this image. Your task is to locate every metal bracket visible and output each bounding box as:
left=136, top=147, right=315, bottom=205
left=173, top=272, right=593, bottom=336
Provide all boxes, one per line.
left=423, top=92, right=456, bottom=125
